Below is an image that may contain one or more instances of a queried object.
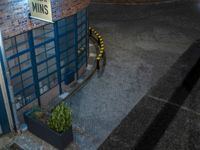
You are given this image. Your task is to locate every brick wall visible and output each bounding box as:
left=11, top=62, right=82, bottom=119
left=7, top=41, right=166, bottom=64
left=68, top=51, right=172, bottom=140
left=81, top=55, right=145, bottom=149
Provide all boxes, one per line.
left=0, top=0, right=90, bottom=39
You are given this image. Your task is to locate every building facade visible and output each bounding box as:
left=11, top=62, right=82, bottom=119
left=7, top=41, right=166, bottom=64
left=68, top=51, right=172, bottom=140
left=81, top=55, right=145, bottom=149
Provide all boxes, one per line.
left=0, top=0, right=90, bottom=134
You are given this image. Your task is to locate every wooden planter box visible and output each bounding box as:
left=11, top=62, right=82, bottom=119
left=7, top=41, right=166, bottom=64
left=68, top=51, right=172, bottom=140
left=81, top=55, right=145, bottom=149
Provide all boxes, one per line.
left=24, top=110, right=73, bottom=150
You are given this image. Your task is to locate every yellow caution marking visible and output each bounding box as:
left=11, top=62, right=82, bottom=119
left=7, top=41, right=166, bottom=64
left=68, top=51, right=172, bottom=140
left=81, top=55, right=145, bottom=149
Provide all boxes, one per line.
left=96, top=57, right=101, bottom=60
left=100, top=50, right=104, bottom=54
left=100, top=44, right=104, bottom=47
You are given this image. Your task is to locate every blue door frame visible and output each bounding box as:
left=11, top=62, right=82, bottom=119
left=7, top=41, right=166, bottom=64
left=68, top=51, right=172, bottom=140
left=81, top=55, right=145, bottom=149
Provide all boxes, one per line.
left=0, top=86, right=10, bottom=134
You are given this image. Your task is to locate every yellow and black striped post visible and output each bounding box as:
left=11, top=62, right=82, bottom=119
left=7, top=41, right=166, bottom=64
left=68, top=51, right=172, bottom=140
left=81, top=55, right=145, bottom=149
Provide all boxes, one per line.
left=96, top=57, right=101, bottom=70
left=89, top=27, right=92, bottom=36
left=89, top=26, right=106, bottom=70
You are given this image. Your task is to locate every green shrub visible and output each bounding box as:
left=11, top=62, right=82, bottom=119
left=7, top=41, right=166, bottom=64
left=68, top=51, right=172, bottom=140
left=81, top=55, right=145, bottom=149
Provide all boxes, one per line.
left=48, top=102, right=72, bottom=133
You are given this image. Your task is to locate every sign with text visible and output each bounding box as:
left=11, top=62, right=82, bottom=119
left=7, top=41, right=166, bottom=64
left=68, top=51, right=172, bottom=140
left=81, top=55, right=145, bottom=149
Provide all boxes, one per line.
left=29, top=0, right=53, bottom=22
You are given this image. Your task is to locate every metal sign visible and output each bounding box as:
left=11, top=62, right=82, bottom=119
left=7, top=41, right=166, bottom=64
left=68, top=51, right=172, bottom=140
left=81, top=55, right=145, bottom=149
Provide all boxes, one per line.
left=29, top=0, right=53, bottom=23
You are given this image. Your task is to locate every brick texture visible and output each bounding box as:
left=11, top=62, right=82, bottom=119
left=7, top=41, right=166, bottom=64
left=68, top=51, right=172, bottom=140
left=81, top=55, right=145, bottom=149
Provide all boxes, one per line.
left=0, top=0, right=90, bottom=39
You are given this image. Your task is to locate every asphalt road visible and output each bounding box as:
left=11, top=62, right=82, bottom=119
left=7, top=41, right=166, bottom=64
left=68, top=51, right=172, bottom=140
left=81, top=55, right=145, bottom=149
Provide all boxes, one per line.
left=69, top=1, right=200, bottom=149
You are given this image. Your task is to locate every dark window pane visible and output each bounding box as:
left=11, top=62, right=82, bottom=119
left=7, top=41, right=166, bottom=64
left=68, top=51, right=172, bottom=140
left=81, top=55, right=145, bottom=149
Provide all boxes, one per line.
left=24, top=85, right=35, bottom=98
left=23, top=77, right=33, bottom=88
left=35, top=46, right=45, bottom=55
left=6, top=47, right=17, bottom=57
left=46, top=41, right=55, bottom=50
left=46, top=48, right=55, bottom=57
left=20, top=60, right=31, bottom=70
left=38, top=69, right=48, bottom=79
left=48, top=64, right=57, bottom=73
left=19, top=53, right=30, bottom=63
left=17, top=42, right=29, bottom=52
left=10, top=65, right=20, bottom=76
left=36, top=52, right=46, bottom=63
left=13, top=83, right=23, bottom=94
left=22, top=70, right=33, bottom=80
left=8, top=58, right=19, bottom=68
left=47, top=58, right=56, bottom=67
left=37, top=62, right=47, bottom=72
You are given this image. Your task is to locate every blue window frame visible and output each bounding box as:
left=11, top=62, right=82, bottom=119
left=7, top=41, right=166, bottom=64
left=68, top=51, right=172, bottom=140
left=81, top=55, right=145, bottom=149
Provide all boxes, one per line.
left=3, top=8, right=88, bottom=110
left=33, top=24, right=58, bottom=95
left=77, top=9, right=87, bottom=69
left=4, top=33, right=36, bottom=110
left=58, top=16, right=76, bottom=81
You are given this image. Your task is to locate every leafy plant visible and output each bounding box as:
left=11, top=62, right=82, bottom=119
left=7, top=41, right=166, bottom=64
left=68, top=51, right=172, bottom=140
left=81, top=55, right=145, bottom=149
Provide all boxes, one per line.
left=48, top=102, right=72, bottom=133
